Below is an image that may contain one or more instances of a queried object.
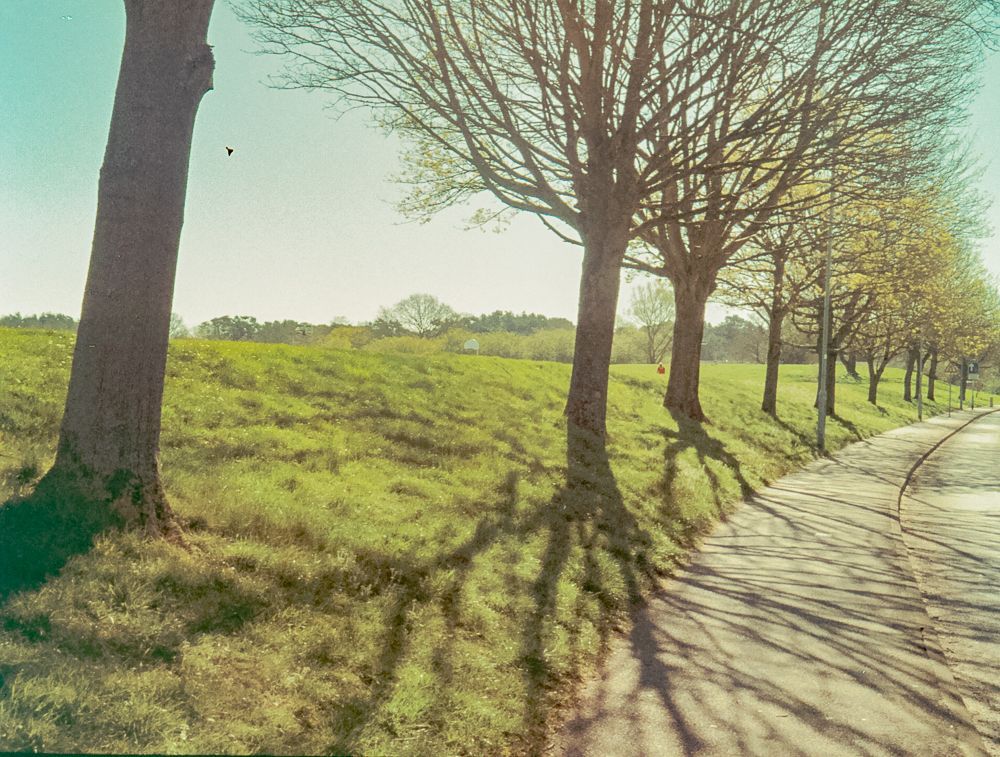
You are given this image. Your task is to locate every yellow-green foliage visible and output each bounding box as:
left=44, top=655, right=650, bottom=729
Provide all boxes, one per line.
left=0, top=328, right=970, bottom=755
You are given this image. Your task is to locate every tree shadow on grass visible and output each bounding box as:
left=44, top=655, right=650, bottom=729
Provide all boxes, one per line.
left=0, top=469, right=121, bottom=603
left=657, top=410, right=755, bottom=529
left=324, top=424, right=655, bottom=755
left=831, top=412, right=863, bottom=440
left=770, top=415, right=817, bottom=451
left=516, top=424, right=650, bottom=748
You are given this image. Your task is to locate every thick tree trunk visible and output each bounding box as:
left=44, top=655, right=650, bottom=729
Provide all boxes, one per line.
left=903, top=346, right=917, bottom=402
left=926, top=347, right=938, bottom=401
left=565, top=223, right=628, bottom=437
left=51, top=0, right=215, bottom=535
left=664, top=276, right=714, bottom=421
left=761, top=307, right=784, bottom=415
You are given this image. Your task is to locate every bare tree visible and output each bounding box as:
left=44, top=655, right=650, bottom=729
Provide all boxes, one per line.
left=169, top=312, right=190, bottom=339
left=47, top=0, right=215, bottom=535
left=627, top=280, right=674, bottom=364
left=624, top=0, right=988, bottom=420
left=243, top=0, right=993, bottom=429
left=239, top=1, right=740, bottom=438
left=377, top=293, right=458, bottom=337
left=716, top=198, right=827, bottom=414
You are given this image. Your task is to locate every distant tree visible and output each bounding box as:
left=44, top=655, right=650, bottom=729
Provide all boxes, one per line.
left=196, top=315, right=261, bottom=341
left=702, top=317, right=768, bottom=364
left=253, top=319, right=333, bottom=344
left=0, top=312, right=77, bottom=331
left=169, top=312, right=190, bottom=339
left=377, top=294, right=458, bottom=338
left=39, top=0, right=216, bottom=538
left=465, top=311, right=574, bottom=335
left=627, top=282, right=675, bottom=364
left=611, top=325, right=648, bottom=365
left=321, top=325, right=374, bottom=350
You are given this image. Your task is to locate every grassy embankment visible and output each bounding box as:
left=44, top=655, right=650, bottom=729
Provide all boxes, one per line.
left=0, top=327, right=981, bottom=755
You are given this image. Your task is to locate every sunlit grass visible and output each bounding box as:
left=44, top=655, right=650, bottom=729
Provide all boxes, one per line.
left=0, top=328, right=981, bottom=754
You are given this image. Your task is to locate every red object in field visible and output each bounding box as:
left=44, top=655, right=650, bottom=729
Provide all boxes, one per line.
left=657, top=363, right=665, bottom=374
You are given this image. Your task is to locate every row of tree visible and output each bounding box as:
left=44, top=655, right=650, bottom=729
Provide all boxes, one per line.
left=244, top=0, right=999, bottom=432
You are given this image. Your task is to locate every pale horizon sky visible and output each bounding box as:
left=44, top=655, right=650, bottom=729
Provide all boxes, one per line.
left=2, top=2, right=998, bottom=329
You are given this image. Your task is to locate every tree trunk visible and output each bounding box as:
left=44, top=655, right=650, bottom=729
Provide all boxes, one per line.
left=814, top=337, right=837, bottom=416
left=760, top=251, right=786, bottom=415
left=565, top=223, right=628, bottom=437
left=644, top=327, right=657, bottom=364
left=866, top=356, right=881, bottom=404
left=926, top=346, right=938, bottom=401
left=664, top=276, right=714, bottom=421
left=824, top=349, right=837, bottom=414
left=903, top=346, right=917, bottom=402
left=761, top=307, right=784, bottom=415
left=840, top=351, right=859, bottom=379
left=51, top=0, right=215, bottom=536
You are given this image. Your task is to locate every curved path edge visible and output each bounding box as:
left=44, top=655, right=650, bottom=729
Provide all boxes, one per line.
left=898, top=410, right=1000, bottom=754
left=554, top=410, right=996, bottom=757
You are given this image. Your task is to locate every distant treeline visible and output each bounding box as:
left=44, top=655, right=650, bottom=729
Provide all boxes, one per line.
left=0, top=309, right=810, bottom=365
left=0, top=313, right=77, bottom=331
left=182, top=312, right=802, bottom=366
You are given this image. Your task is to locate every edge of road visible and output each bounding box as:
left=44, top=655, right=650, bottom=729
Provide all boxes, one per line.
left=894, top=407, right=999, bottom=755
left=896, top=406, right=1000, bottom=520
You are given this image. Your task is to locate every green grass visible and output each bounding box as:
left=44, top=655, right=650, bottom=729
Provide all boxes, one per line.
left=0, top=328, right=986, bottom=755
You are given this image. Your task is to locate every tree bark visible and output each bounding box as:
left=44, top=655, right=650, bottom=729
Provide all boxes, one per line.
left=664, top=275, right=714, bottom=422
left=761, top=307, right=785, bottom=415
left=565, top=222, right=628, bottom=437
left=823, top=349, right=837, bottom=414
left=903, top=345, right=917, bottom=402
left=761, top=252, right=786, bottom=415
left=840, top=351, right=859, bottom=379
left=926, top=346, right=938, bottom=401
left=51, top=0, right=215, bottom=536
left=866, top=356, right=882, bottom=404
left=814, top=337, right=837, bottom=415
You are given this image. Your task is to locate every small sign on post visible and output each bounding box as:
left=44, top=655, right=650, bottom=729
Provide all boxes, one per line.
left=967, top=360, right=979, bottom=380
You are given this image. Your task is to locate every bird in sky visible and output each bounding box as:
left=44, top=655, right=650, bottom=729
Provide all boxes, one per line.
left=226, top=146, right=234, bottom=156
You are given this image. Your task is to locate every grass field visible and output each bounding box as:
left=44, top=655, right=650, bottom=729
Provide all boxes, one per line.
left=0, top=328, right=984, bottom=755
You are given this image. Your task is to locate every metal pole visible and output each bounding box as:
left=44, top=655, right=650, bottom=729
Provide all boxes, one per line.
left=817, top=160, right=835, bottom=451
left=916, top=338, right=923, bottom=421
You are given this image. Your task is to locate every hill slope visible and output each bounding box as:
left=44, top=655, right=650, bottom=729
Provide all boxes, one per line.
left=0, top=328, right=970, bottom=754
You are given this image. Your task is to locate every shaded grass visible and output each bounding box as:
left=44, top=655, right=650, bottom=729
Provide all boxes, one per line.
left=0, top=329, right=984, bottom=754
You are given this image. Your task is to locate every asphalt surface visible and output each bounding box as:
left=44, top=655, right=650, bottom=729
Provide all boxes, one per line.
left=555, top=410, right=996, bottom=757
left=900, top=411, right=1000, bottom=755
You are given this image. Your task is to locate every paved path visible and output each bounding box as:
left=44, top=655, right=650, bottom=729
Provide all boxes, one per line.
left=901, top=411, right=1000, bottom=754
left=556, top=411, right=996, bottom=757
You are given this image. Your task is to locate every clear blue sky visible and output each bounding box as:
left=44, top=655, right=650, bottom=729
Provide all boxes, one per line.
left=2, top=2, right=998, bottom=327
